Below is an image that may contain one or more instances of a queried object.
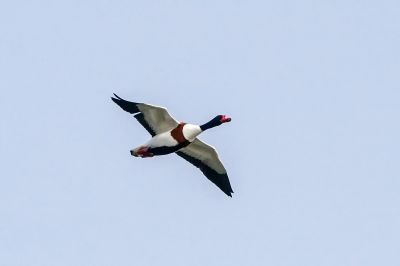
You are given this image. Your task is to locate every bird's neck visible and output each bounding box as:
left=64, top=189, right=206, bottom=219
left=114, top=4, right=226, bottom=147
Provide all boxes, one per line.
left=200, top=117, right=221, bottom=131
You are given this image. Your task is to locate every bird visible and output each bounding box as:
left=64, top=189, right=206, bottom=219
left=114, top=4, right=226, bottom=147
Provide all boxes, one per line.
left=111, top=93, right=234, bottom=197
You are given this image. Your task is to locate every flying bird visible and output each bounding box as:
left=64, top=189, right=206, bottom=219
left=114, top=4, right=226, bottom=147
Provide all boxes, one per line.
left=111, top=94, right=234, bottom=197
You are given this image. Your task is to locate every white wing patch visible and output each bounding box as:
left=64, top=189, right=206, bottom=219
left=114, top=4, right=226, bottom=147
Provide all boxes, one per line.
left=137, top=104, right=179, bottom=134
left=179, top=139, right=227, bottom=174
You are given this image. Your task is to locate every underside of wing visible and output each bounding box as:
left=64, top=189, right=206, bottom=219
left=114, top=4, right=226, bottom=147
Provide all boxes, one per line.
left=111, top=93, right=179, bottom=135
left=176, top=139, right=233, bottom=197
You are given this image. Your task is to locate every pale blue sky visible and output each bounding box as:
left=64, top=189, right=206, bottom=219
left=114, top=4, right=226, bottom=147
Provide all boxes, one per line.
left=1, top=1, right=400, bottom=265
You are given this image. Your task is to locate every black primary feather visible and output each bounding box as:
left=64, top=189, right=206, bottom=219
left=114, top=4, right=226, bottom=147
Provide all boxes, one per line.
left=134, top=113, right=156, bottom=136
left=176, top=151, right=234, bottom=197
left=111, top=93, right=140, bottom=114
left=111, top=94, right=156, bottom=137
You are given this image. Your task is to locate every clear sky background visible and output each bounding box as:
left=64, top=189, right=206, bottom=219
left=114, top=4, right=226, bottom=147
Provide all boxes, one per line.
left=1, top=1, right=399, bottom=265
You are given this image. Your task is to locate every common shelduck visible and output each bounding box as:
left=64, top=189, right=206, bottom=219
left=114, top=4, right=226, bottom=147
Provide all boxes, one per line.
left=111, top=94, right=234, bottom=197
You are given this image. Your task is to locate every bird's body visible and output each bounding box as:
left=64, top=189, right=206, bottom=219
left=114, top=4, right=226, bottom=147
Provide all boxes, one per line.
left=111, top=94, right=234, bottom=197
left=132, top=123, right=201, bottom=157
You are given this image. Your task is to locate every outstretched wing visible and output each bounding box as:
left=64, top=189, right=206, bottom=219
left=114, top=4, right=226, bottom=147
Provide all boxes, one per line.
left=111, top=93, right=179, bottom=136
left=176, top=139, right=233, bottom=197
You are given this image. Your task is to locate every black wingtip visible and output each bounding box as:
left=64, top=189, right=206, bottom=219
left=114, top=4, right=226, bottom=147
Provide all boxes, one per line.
left=111, top=96, right=119, bottom=105
left=217, top=183, right=234, bottom=197
left=111, top=94, right=141, bottom=114
left=113, top=93, right=122, bottom=100
left=222, top=188, right=233, bottom=197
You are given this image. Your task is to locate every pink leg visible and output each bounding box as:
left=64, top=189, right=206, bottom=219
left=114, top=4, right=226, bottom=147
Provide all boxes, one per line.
left=131, top=146, right=154, bottom=158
